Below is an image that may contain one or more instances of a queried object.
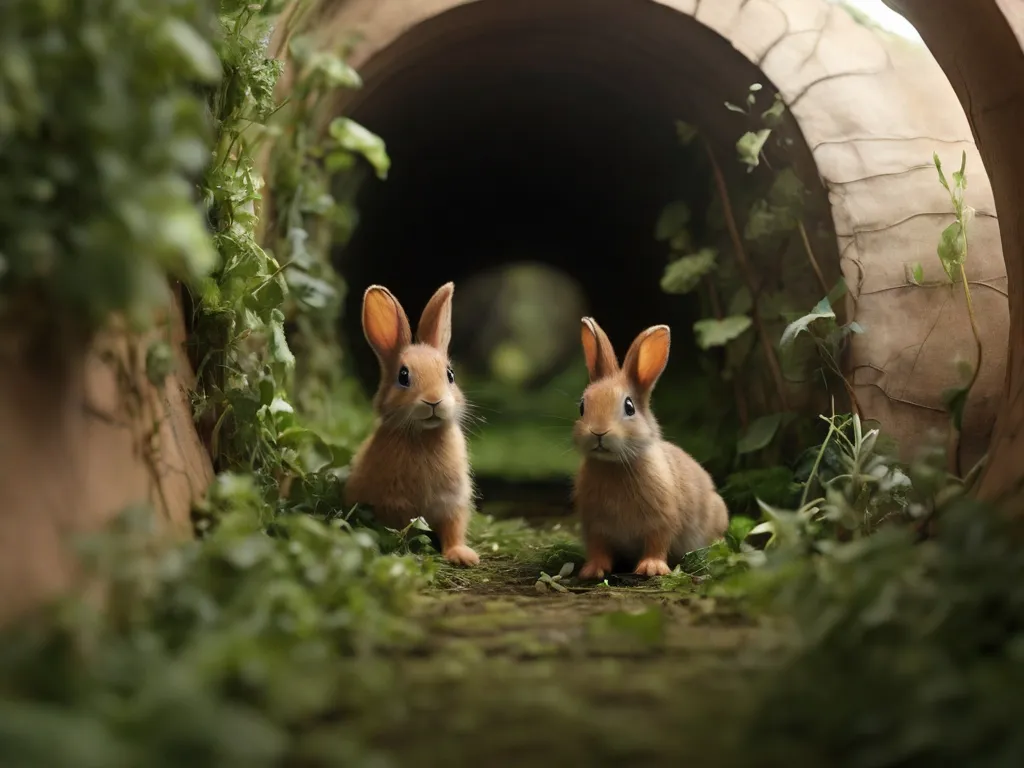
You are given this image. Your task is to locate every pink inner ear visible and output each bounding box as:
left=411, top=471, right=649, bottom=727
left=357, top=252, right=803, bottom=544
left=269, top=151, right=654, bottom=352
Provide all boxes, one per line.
left=633, top=328, right=670, bottom=391
left=364, top=290, right=403, bottom=356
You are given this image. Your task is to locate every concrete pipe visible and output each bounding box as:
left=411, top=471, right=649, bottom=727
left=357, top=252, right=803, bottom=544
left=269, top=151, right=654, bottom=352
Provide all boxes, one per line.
left=276, top=0, right=1010, bottom=470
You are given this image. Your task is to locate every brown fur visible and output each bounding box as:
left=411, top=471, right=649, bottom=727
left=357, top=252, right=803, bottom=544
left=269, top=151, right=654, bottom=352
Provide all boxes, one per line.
left=344, top=282, right=479, bottom=567
left=571, top=318, right=729, bottom=579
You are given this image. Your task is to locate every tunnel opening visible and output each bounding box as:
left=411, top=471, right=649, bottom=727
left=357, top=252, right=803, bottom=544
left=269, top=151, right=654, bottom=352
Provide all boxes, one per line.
left=332, top=0, right=845, bottom=514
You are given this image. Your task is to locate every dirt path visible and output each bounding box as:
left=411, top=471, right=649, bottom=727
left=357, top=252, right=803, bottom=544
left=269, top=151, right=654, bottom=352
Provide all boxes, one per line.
left=329, top=514, right=782, bottom=767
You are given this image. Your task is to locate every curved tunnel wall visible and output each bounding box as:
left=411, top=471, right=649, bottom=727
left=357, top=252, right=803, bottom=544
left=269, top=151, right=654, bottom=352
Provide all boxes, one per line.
left=274, top=0, right=1010, bottom=467
left=884, top=0, right=1024, bottom=505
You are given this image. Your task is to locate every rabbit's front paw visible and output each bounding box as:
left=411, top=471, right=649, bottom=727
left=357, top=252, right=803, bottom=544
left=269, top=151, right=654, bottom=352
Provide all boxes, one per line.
left=634, top=558, right=671, bottom=577
left=579, top=558, right=611, bottom=580
left=443, top=545, right=480, bottom=567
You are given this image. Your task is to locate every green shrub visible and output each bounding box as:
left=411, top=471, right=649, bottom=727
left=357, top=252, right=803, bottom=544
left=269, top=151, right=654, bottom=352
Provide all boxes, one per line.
left=0, top=0, right=222, bottom=330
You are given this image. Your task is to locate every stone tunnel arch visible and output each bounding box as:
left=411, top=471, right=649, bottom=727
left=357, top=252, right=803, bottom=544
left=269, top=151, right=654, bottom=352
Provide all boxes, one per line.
left=270, top=0, right=1010, bottom=471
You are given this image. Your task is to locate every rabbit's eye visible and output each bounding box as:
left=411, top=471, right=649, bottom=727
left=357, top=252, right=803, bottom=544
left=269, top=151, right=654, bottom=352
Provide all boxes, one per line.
left=623, top=396, right=636, bottom=417
left=578, top=399, right=585, bottom=417
left=397, top=365, right=411, bottom=387
left=446, top=367, right=455, bottom=384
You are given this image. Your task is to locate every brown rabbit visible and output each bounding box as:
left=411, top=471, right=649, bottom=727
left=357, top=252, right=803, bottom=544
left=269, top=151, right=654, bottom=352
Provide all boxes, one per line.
left=572, top=317, right=728, bottom=579
left=344, top=282, right=479, bottom=567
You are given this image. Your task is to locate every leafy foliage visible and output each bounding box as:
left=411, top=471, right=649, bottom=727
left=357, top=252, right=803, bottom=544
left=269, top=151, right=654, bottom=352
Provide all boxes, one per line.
left=0, top=0, right=222, bottom=330
left=656, top=83, right=847, bottom=473
left=0, top=495, right=427, bottom=768
left=734, top=461, right=1024, bottom=767
left=694, top=315, right=752, bottom=350
left=193, top=1, right=388, bottom=483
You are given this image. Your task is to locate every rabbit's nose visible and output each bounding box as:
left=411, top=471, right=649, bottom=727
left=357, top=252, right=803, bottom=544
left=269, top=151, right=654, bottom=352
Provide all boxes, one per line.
left=422, top=399, right=442, bottom=409
left=590, top=429, right=609, bottom=438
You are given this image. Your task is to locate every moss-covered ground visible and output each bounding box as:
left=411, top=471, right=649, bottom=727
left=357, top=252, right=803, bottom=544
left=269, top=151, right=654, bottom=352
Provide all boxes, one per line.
left=322, top=512, right=783, bottom=767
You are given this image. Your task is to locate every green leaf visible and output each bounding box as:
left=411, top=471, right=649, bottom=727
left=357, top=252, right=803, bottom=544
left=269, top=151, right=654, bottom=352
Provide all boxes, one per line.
left=942, top=385, right=969, bottom=431
left=937, top=221, right=966, bottom=281
left=307, top=51, right=363, bottom=89
left=826, top=277, right=849, bottom=307
left=660, top=248, right=717, bottom=294
left=145, top=340, right=174, bottom=386
left=654, top=201, right=691, bottom=241
left=737, top=129, right=772, bottom=169
left=952, top=150, right=967, bottom=191
left=675, top=120, right=699, bottom=145
left=724, top=101, right=747, bottom=114
left=269, top=309, right=296, bottom=368
left=728, top=287, right=753, bottom=316
left=286, top=269, right=338, bottom=310
left=933, top=152, right=949, bottom=191
left=694, top=316, right=753, bottom=350
left=227, top=389, right=262, bottom=424
left=744, top=199, right=798, bottom=241
left=780, top=298, right=835, bottom=348
left=258, top=376, right=276, bottom=407
left=408, top=516, right=432, bottom=532
left=737, top=413, right=784, bottom=455
left=911, top=262, right=924, bottom=285
left=160, top=18, right=222, bottom=83
left=767, top=168, right=806, bottom=211
left=329, top=118, right=390, bottom=179
left=749, top=83, right=763, bottom=92
left=726, top=515, right=758, bottom=551
left=761, top=94, right=787, bottom=127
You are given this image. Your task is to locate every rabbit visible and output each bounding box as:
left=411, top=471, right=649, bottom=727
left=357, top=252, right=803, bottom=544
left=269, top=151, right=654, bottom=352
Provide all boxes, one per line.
left=571, top=317, right=729, bottom=579
left=343, top=282, right=480, bottom=567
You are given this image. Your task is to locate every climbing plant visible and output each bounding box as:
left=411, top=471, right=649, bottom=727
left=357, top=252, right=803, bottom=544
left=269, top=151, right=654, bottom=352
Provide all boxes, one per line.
left=0, top=0, right=221, bottom=333
left=655, top=82, right=848, bottom=505
left=904, top=151, right=983, bottom=477
left=192, top=0, right=388, bottom=493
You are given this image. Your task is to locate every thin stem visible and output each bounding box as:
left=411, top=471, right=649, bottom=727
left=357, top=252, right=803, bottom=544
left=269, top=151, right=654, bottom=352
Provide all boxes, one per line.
left=955, top=260, right=983, bottom=475
left=703, top=138, right=790, bottom=412
left=797, top=219, right=829, bottom=296
left=802, top=415, right=838, bottom=509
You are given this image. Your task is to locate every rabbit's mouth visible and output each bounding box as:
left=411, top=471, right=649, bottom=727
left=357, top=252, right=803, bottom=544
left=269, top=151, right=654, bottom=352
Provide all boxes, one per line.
left=421, top=415, right=445, bottom=429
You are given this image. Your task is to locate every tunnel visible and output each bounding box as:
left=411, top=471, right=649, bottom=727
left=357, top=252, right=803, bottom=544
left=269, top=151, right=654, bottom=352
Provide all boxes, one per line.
left=326, top=0, right=843, bottom=499
left=286, top=0, right=1010, bottom=500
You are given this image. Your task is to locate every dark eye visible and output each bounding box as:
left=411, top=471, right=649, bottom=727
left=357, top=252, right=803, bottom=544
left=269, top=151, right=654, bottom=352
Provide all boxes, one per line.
left=397, top=365, right=411, bottom=387
left=624, top=396, right=635, bottom=416
left=578, top=399, right=585, bottom=417
left=446, top=366, right=455, bottom=384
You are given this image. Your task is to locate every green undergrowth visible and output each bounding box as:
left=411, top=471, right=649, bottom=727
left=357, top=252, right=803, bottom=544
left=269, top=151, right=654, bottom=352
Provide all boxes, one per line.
left=735, top=493, right=1024, bottom=767
left=0, top=485, right=431, bottom=767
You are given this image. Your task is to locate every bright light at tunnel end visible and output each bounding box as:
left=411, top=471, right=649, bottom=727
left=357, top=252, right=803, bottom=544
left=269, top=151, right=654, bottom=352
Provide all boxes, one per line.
left=834, top=0, right=923, bottom=42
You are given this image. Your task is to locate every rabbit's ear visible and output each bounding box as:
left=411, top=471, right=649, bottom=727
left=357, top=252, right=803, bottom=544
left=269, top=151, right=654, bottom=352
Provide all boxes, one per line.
left=623, top=325, right=670, bottom=397
left=581, top=317, right=619, bottom=382
left=363, top=285, right=412, bottom=363
left=417, top=282, right=454, bottom=354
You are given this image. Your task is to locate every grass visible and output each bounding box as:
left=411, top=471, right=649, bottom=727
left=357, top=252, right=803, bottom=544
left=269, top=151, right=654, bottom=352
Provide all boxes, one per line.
left=334, top=510, right=780, bottom=768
